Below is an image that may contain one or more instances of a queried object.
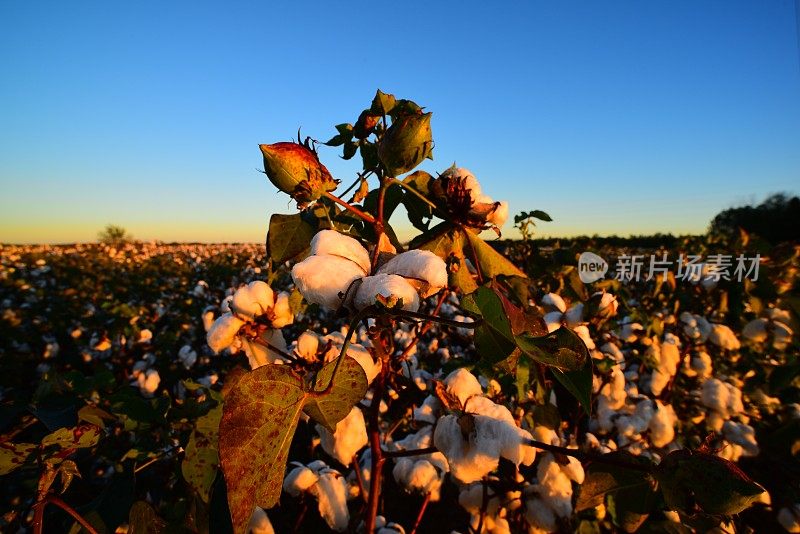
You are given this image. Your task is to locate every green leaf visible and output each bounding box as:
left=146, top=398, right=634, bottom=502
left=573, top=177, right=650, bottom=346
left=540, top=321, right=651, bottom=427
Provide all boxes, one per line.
left=464, top=230, right=526, bottom=279
left=515, top=326, right=590, bottom=371
left=304, top=356, right=368, bottom=432
left=219, top=360, right=367, bottom=533
left=266, top=213, right=316, bottom=264
left=529, top=210, right=552, bottom=222
left=41, top=425, right=101, bottom=449
left=552, top=362, right=593, bottom=415
left=415, top=223, right=477, bottom=294
left=371, top=89, right=396, bottom=115
left=182, top=401, right=223, bottom=503
left=0, top=441, right=37, bottom=475
left=576, top=452, right=657, bottom=532
left=656, top=450, right=766, bottom=516
left=461, top=286, right=517, bottom=367
left=77, top=405, right=115, bottom=430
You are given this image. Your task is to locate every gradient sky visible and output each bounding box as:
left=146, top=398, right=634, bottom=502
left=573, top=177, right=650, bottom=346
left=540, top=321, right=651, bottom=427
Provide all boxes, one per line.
left=1, top=1, right=799, bottom=244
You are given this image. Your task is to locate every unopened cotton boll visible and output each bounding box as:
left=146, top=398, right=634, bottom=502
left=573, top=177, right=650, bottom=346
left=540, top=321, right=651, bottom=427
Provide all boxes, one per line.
left=317, top=407, right=368, bottom=465
left=353, top=274, right=420, bottom=312
left=376, top=249, right=447, bottom=298
left=310, top=229, right=371, bottom=274
left=206, top=313, right=245, bottom=353
left=292, top=255, right=365, bottom=310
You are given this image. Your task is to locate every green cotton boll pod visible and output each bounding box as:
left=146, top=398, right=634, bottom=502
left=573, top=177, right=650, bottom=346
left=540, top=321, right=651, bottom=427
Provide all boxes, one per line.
left=259, top=142, right=338, bottom=208
left=378, top=112, right=433, bottom=177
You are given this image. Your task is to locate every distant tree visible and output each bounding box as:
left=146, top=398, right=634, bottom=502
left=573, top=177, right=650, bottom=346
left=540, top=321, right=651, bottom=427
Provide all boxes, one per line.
left=709, top=193, right=800, bottom=245
left=97, top=224, right=132, bottom=245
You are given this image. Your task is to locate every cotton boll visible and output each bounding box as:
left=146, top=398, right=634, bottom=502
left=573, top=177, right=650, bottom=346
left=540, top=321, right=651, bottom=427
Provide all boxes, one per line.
left=618, top=322, right=644, bottom=342
left=270, top=292, right=293, bottom=328
left=413, top=395, right=441, bottom=424
left=536, top=454, right=574, bottom=518
left=137, top=329, right=153, bottom=344
left=231, top=281, right=275, bottom=321
left=572, top=325, right=595, bottom=350
left=354, top=274, right=420, bottom=312
left=202, top=309, right=215, bottom=332
left=444, top=368, right=483, bottom=407
left=777, top=505, right=800, bottom=533
left=392, top=458, right=442, bottom=500
left=649, top=401, right=676, bottom=448
left=465, top=396, right=516, bottom=425
left=722, top=421, right=759, bottom=456
left=486, top=201, right=509, bottom=228
left=295, top=330, right=320, bottom=363
left=701, top=378, right=730, bottom=415
left=773, top=321, right=793, bottom=350
left=709, top=324, right=740, bottom=350
left=178, top=345, right=197, bottom=369
left=292, top=255, right=365, bottom=310
left=248, top=507, right=275, bottom=534
left=311, top=470, right=350, bottom=532
left=542, top=293, right=567, bottom=313
left=207, top=313, right=245, bottom=353
left=561, top=455, right=585, bottom=484
left=137, top=369, right=160, bottom=397
left=433, top=415, right=501, bottom=484
left=565, top=303, right=584, bottom=327
left=377, top=249, right=447, bottom=297
left=742, top=318, right=769, bottom=343
left=317, top=407, right=368, bottom=465
left=543, top=311, right=564, bottom=333
left=310, top=229, right=371, bottom=274
left=525, top=497, right=557, bottom=532
left=343, top=344, right=381, bottom=384
left=241, top=329, right=288, bottom=369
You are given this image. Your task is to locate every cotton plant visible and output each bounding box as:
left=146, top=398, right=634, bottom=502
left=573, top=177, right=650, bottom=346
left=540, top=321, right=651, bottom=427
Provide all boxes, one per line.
left=742, top=308, right=794, bottom=350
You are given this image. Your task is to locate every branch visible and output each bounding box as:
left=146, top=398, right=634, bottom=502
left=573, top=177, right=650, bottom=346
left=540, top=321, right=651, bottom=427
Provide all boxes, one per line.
left=388, top=308, right=482, bottom=330
left=382, top=446, right=437, bottom=459
left=322, top=191, right=376, bottom=224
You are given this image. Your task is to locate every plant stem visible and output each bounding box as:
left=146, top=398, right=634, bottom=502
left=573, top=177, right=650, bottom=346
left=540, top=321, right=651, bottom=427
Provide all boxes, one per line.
left=323, top=191, right=376, bottom=224
left=410, top=493, right=431, bottom=534
left=382, top=446, right=437, bottom=458
left=388, top=308, right=483, bottom=330
left=519, top=438, right=652, bottom=472
left=320, top=309, right=371, bottom=394
left=390, top=178, right=437, bottom=209
left=33, top=495, right=99, bottom=534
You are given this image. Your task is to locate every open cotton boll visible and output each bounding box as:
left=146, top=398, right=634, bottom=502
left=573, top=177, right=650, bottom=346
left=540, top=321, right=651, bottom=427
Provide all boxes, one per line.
left=444, top=368, right=483, bottom=407
left=207, top=313, right=246, bottom=353
left=486, top=200, right=509, bottom=227
left=565, top=303, right=584, bottom=327
left=709, top=324, right=740, bottom=350
left=542, top=293, right=567, bottom=313
left=201, top=308, right=215, bottom=332
left=353, top=274, right=420, bottom=312
left=572, top=325, right=595, bottom=350
left=295, top=330, right=320, bottom=363
left=465, top=396, right=516, bottom=425
left=722, top=421, right=759, bottom=456
left=413, top=395, right=441, bottom=424
left=248, top=507, right=275, bottom=534
left=317, top=407, right=368, bottom=465
left=778, top=504, right=800, bottom=533
left=543, top=311, right=564, bottom=333
left=310, top=229, right=371, bottom=275
left=241, top=330, right=288, bottom=369
left=773, top=321, right=793, bottom=350
left=270, top=292, right=293, bottom=328
left=231, top=281, right=274, bottom=321
left=292, top=255, right=366, bottom=310
left=376, top=249, right=447, bottom=298
left=310, top=469, right=350, bottom=532
left=743, top=318, right=768, bottom=342
left=649, top=401, right=676, bottom=447
left=178, top=345, right=197, bottom=369
left=525, top=497, right=558, bottom=533
left=392, top=458, right=443, bottom=500
left=536, top=454, right=575, bottom=518
left=137, top=369, right=160, bottom=397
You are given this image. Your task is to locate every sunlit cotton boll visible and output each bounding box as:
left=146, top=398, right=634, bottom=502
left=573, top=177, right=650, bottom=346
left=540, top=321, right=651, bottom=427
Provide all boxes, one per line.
left=247, top=507, right=275, bottom=534
left=444, top=368, right=483, bottom=407
left=283, top=461, right=349, bottom=532
left=206, top=313, right=246, bottom=354
left=316, top=406, right=368, bottom=465
left=292, top=254, right=366, bottom=310
left=353, top=274, right=420, bottom=312
left=137, top=369, right=160, bottom=397
left=376, top=249, right=447, bottom=298
left=708, top=324, right=740, bottom=350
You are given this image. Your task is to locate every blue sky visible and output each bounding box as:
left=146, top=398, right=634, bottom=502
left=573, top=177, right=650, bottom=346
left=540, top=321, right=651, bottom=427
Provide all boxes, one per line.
left=1, top=1, right=799, bottom=243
